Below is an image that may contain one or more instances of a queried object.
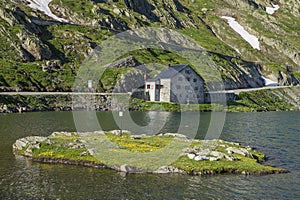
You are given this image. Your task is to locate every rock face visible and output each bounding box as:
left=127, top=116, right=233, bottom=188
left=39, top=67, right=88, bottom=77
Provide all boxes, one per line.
left=104, top=56, right=141, bottom=69
left=0, top=3, right=52, bottom=62
left=113, top=69, right=145, bottom=93
left=17, top=30, right=52, bottom=61
left=123, top=0, right=191, bottom=28
left=278, top=71, right=300, bottom=86
left=123, top=0, right=160, bottom=22
left=0, top=0, right=299, bottom=94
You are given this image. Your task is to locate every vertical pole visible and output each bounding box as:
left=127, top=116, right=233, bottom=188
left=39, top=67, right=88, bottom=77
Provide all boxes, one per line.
left=119, top=110, right=123, bottom=136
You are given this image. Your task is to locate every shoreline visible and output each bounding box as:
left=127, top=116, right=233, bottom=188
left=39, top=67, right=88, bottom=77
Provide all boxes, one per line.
left=31, top=157, right=288, bottom=176
left=1, top=86, right=299, bottom=113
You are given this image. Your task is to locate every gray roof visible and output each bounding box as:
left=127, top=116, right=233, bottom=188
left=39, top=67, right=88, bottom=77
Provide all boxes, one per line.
left=154, top=64, right=189, bottom=79
left=145, top=79, right=157, bottom=82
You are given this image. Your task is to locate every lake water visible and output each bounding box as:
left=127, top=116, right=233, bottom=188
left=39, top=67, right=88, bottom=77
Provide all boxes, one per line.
left=0, top=111, right=299, bottom=199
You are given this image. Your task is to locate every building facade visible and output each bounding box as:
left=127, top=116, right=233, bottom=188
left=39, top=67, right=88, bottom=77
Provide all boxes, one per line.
left=145, top=65, right=205, bottom=104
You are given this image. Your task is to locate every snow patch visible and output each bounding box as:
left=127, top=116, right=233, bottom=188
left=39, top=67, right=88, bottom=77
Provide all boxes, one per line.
left=266, top=4, right=280, bottom=15
left=27, top=0, right=68, bottom=22
left=221, top=16, right=260, bottom=50
left=261, top=76, right=278, bottom=86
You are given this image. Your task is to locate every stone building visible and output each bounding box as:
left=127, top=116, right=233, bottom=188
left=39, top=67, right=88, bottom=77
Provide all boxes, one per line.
left=145, top=65, right=205, bottom=104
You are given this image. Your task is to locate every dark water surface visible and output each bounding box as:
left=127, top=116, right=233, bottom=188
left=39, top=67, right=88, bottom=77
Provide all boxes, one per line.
left=0, top=111, right=299, bottom=199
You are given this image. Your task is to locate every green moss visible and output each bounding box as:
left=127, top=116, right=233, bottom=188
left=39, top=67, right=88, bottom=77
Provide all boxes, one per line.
left=172, top=155, right=280, bottom=174
left=33, top=142, right=100, bottom=163
left=106, top=132, right=172, bottom=152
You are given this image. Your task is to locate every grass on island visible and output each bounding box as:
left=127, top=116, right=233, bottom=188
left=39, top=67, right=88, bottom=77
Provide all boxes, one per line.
left=105, top=132, right=172, bottom=152
left=32, top=135, right=100, bottom=163
left=16, top=132, right=286, bottom=175
left=172, top=156, right=279, bottom=174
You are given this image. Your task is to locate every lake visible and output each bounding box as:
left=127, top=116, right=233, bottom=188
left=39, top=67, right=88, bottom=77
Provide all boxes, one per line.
left=0, top=111, right=299, bottom=199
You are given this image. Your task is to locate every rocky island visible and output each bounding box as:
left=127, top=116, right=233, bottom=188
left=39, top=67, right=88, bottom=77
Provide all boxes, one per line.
left=13, top=131, right=287, bottom=175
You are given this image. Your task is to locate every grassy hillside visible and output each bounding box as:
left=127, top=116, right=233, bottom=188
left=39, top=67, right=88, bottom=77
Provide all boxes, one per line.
left=0, top=0, right=299, bottom=92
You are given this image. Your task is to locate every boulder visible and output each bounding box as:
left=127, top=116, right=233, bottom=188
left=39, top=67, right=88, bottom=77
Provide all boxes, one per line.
left=71, top=144, right=86, bottom=149
left=154, top=166, right=183, bottom=174
left=209, top=157, right=219, bottom=161
left=87, top=148, right=97, bottom=156
left=24, top=147, right=33, bottom=157
left=13, top=136, right=48, bottom=156
left=13, top=139, right=28, bottom=152
left=119, top=164, right=146, bottom=173
left=13, top=136, right=48, bottom=152
left=94, top=131, right=105, bottom=135
left=182, top=147, right=193, bottom=153
left=80, top=151, right=88, bottom=156
left=187, top=153, right=196, bottom=159
left=194, top=155, right=209, bottom=161
left=226, top=147, right=253, bottom=158
left=209, top=151, right=226, bottom=159
left=50, top=132, right=73, bottom=137
left=163, top=133, right=187, bottom=139
left=110, top=130, right=131, bottom=135
left=197, top=148, right=211, bottom=156
left=131, top=134, right=146, bottom=139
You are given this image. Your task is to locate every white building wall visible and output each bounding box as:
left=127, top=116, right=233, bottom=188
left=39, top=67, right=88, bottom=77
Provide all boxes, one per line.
left=145, top=80, right=160, bottom=101
left=160, top=79, right=171, bottom=102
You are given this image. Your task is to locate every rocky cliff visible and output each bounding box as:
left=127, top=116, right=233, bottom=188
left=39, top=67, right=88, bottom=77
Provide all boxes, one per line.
left=0, top=0, right=299, bottom=92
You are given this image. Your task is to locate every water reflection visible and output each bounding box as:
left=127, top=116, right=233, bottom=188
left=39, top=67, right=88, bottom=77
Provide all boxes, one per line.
left=0, top=111, right=299, bottom=199
left=116, top=111, right=171, bottom=135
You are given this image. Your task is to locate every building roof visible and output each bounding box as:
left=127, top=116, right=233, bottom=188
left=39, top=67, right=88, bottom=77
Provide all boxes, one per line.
left=145, top=79, right=158, bottom=82
left=154, top=64, right=189, bottom=79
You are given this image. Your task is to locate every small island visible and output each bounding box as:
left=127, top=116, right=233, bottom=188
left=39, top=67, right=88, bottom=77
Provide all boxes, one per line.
left=13, top=131, right=288, bottom=175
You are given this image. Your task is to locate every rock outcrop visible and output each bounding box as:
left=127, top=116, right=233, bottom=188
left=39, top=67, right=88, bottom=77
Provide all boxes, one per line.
left=0, top=0, right=299, bottom=94
left=278, top=71, right=300, bottom=86
left=104, top=56, right=141, bottom=69
left=113, top=69, right=145, bottom=93
left=13, top=136, right=50, bottom=157
left=182, top=140, right=253, bottom=162
left=17, top=30, right=52, bottom=60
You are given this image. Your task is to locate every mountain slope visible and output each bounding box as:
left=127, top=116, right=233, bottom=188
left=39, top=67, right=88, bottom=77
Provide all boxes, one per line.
left=0, top=0, right=299, bottom=92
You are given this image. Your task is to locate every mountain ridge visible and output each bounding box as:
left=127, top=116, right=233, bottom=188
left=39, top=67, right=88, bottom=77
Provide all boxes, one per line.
left=0, top=0, right=299, bottom=92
